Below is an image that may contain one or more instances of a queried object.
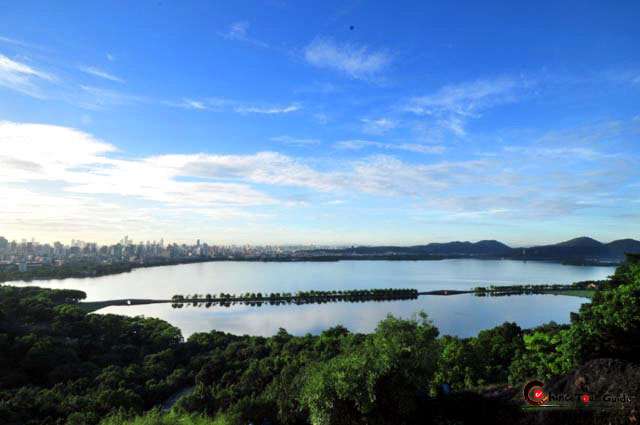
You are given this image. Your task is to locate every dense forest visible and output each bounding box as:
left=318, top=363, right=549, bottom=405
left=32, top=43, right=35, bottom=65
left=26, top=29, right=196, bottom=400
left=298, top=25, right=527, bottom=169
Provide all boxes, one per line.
left=0, top=258, right=222, bottom=283
left=0, top=254, right=638, bottom=425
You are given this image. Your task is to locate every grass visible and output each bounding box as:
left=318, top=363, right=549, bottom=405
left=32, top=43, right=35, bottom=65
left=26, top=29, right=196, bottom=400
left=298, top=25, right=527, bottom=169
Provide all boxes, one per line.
left=540, top=289, right=594, bottom=299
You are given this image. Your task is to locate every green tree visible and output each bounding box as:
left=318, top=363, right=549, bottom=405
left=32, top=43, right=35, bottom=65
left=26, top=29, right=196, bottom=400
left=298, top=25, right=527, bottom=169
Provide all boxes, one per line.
left=565, top=254, right=640, bottom=364
left=300, top=313, right=439, bottom=425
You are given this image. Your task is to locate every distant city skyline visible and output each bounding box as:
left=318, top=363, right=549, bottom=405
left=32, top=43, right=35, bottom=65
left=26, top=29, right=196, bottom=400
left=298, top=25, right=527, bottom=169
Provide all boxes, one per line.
left=0, top=233, right=635, bottom=250
left=1, top=2, right=639, bottom=246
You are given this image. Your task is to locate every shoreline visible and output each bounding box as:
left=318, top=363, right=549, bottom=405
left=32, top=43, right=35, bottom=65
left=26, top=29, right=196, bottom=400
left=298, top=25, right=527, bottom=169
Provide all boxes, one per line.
left=0, top=256, right=619, bottom=284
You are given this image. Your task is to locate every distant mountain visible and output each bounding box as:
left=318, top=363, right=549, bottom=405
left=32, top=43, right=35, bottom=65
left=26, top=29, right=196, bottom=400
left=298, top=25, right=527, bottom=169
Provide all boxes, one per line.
left=416, top=240, right=514, bottom=256
left=324, top=240, right=516, bottom=256
left=518, top=237, right=640, bottom=261
left=555, top=236, right=603, bottom=248
left=520, top=237, right=613, bottom=260
left=307, top=237, right=640, bottom=263
left=606, top=239, right=640, bottom=258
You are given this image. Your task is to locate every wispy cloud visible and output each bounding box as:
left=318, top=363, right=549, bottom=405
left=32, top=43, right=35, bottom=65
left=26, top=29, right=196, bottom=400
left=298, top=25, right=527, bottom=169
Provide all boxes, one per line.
left=76, top=85, right=144, bottom=109
left=220, top=21, right=269, bottom=48
left=294, top=81, right=339, bottom=94
left=164, top=97, right=300, bottom=114
left=314, top=112, right=329, bottom=124
left=335, top=139, right=445, bottom=155
left=503, top=146, right=619, bottom=161
left=601, top=69, right=640, bottom=88
left=105, top=52, right=115, bottom=61
left=0, top=53, right=54, bottom=98
left=1, top=119, right=637, bottom=241
left=0, top=35, right=44, bottom=50
left=304, top=38, right=391, bottom=80
left=235, top=103, right=301, bottom=114
left=78, top=65, right=124, bottom=83
left=403, top=77, right=529, bottom=136
left=182, top=98, right=207, bottom=110
left=361, top=118, right=397, bottom=134
left=164, top=97, right=234, bottom=111
left=164, top=98, right=208, bottom=110
left=270, top=135, right=321, bottom=147
left=0, top=120, right=480, bottom=207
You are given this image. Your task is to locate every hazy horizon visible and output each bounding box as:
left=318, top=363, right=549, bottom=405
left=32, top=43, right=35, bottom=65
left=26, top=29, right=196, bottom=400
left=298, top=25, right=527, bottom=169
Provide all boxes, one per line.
left=1, top=2, right=639, bottom=245
left=0, top=233, right=635, bottom=249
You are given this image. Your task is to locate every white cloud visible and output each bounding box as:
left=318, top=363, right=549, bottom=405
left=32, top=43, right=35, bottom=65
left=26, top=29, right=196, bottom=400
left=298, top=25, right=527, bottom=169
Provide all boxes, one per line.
left=164, top=98, right=300, bottom=114
left=314, top=113, right=329, bottom=124
left=151, top=151, right=468, bottom=197
left=234, top=103, right=301, bottom=114
left=164, top=98, right=208, bottom=110
left=0, top=53, right=54, bottom=97
left=164, top=97, right=231, bottom=111
left=225, top=21, right=249, bottom=40
left=0, top=121, right=501, bottom=209
left=184, top=99, right=206, bottom=110
left=0, top=121, right=278, bottom=209
left=78, top=65, right=124, bottom=83
left=0, top=120, right=116, bottom=183
left=405, top=78, right=521, bottom=116
left=0, top=52, right=136, bottom=108
left=220, top=21, right=268, bottom=48
left=602, top=69, right=640, bottom=87
left=77, top=85, right=144, bottom=109
left=335, top=139, right=445, bottom=155
left=1, top=120, right=636, bottom=241
left=0, top=36, right=43, bottom=50
left=294, top=81, right=339, bottom=94
left=503, top=146, right=618, bottom=161
left=304, top=38, right=391, bottom=80
left=105, top=52, right=115, bottom=61
left=270, top=135, right=320, bottom=147
left=361, top=118, right=397, bottom=134
left=403, top=77, right=527, bottom=136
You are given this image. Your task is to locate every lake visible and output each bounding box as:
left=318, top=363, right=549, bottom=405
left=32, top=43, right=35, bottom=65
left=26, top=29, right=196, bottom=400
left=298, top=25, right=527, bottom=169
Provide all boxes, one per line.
left=8, top=259, right=615, bottom=338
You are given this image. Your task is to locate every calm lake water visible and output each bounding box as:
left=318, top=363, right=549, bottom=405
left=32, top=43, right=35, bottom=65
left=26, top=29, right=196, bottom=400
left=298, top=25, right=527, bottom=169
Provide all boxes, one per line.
left=9, top=259, right=615, bottom=338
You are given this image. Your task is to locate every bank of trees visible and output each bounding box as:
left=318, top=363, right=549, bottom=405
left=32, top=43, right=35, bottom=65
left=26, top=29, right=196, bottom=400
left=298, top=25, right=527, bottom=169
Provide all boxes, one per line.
left=1, top=254, right=638, bottom=425
left=472, top=280, right=604, bottom=297
left=170, top=288, right=418, bottom=304
left=0, top=263, right=139, bottom=282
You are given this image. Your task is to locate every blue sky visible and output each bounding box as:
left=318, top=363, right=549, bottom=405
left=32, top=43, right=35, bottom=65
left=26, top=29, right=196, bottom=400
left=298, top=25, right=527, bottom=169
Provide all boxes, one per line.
left=1, top=1, right=639, bottom=246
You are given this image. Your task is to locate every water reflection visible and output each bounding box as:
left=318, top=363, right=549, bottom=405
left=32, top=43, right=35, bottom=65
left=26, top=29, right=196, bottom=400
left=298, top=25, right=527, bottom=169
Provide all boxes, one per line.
left=8, top=259, right=614, bottom=302
left=170, top=289, right=419, bottom=308
left=98, top=293, right=588, bottom=338
left=171, top=296, right=418, bottom=309
left=10, top=260, right=604, bottom=338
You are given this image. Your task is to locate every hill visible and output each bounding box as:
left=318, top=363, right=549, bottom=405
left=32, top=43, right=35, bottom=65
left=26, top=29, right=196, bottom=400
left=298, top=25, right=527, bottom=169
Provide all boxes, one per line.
left=520, top=237, right=640, bottom=261
left=306, top=237, right=640, bottom=263
left=606, top=238, right=640, bottom=257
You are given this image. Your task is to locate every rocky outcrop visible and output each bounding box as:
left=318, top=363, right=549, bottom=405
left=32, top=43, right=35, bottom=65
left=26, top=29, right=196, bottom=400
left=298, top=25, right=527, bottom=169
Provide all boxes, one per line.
left=522, top=359, right=639, bottom=425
